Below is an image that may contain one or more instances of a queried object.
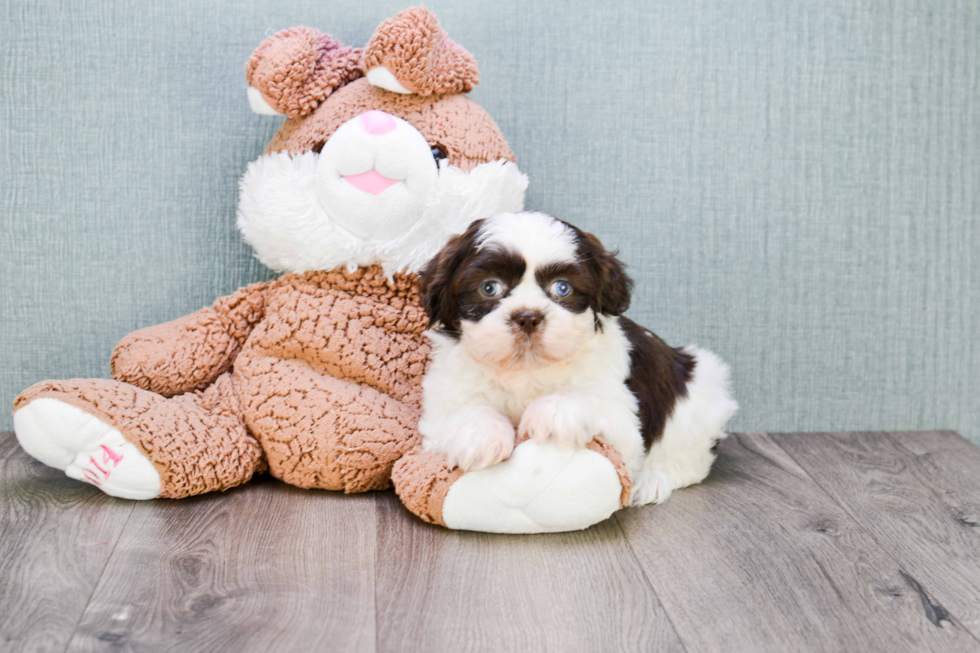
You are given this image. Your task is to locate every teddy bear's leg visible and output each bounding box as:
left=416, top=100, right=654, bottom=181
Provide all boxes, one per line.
left=237, top=358, right=421, bottom=494
left=391, top=437, right=631, bottom=534
left=13, top=373, right=265, bottom=499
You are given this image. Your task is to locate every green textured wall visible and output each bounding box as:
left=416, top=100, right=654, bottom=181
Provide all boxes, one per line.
left=1, top=0, right=977, bottom=441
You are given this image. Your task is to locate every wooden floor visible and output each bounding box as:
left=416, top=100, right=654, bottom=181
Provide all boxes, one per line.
left=2, top=431, right=980, bottom=652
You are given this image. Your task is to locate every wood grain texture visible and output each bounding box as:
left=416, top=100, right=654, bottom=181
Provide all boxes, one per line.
left=0, top=432, right=135, bottom=653
left=5, top=429, right=980, bottom=652
left=64, top=477, right=377, bottom=653
left=616, top=432, right=980, bottom=653
left=375, top=491, right=683, bottom=653
left=777, top=431, right=980, bottom=639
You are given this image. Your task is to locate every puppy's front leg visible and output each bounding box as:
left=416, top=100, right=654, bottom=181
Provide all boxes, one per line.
left=518, top=393, right=599, bottom=448
left=419, top=406, right=516, bottom=472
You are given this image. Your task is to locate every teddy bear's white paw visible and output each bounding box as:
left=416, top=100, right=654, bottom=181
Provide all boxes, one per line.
left=630, top=469, right=674, bottom=506
left=441, top=439, right=624, bottom=533
left=427, top=407, right=516, bottom=472
left=14, top=398, right=161, bottom=500
left=518, top=393, right=598, bottom=448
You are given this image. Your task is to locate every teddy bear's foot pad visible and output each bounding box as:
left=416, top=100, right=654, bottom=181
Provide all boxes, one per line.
left=14, top=398, right=161, bottom=499
left=441, top=440, right=624, bottom=534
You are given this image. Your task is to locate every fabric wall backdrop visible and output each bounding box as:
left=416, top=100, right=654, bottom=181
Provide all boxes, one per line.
left=1, top=1, right=977, bottom=441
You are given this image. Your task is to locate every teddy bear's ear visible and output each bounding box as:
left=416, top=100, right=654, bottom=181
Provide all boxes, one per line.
left=245, top=27, right=362, bottom=118
left=362, top=6, right=479, bottom=97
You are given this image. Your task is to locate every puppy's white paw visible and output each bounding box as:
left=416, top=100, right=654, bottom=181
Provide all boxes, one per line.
left=427, top=407, right=516, bottom=472
left=518, top=394, right=598, bottom=448
left=630, top=470, right=673, bottom=506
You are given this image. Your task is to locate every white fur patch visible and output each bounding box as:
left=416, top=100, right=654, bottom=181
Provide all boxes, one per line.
left=418, top=405, right=515, bottom=472
left=477, top=211, right=577, bottom=267
left=236, top=117, right=527, bottom=275
left=378, top=161, right=528, bottom=275
left=519, top=392, right=600, bottom=448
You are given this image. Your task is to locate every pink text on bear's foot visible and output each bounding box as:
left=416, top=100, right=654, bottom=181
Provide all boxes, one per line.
left=81, top=445, right=124, bottom=486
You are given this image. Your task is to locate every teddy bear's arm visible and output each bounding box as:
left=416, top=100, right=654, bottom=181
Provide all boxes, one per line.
left=110, top=281, right=271, bottom=397
left=392, top=437, right=631, bottom=533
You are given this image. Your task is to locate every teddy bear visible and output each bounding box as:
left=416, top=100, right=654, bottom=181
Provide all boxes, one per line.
left=12, top=7, right=634, bottom=533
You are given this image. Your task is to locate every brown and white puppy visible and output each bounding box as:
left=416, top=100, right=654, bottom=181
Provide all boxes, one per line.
left=417, top=211, right=738, bottom=505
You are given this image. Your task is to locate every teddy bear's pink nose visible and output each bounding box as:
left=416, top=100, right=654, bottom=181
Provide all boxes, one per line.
left=360, top=110, right=397, bottom=136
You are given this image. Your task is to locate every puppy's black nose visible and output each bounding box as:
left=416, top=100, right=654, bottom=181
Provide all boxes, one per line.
left=511, top=310, right=544, bottom=334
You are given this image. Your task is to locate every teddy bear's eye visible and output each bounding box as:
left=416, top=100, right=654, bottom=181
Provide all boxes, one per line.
left=431, top=143, right=448, bottom=164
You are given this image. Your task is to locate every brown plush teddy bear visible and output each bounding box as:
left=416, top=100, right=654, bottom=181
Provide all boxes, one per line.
left=14, top=7, right=634, bottom=533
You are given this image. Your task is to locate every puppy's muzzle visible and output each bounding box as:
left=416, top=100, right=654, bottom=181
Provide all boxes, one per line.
left=510, top=309, right=544, bottom=335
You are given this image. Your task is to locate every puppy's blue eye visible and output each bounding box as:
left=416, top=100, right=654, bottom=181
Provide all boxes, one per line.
left=480, top=280, right=504, bottom=298
left=550, top=280, right=572, bottom=297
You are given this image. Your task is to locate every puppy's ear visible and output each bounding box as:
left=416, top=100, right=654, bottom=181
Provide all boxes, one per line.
left=574, top=228, right=633, bottom=316
left=419, top=219, right=485, bottom=334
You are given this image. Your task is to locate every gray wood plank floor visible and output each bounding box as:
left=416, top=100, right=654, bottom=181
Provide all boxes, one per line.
left=2, top=430, right=979, bottom=653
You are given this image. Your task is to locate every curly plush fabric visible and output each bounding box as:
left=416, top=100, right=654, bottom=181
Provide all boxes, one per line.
left=363, top=7, right=479, bottom=97
left=16, top=266, right=429, bottom=497
left=391, top=447, right=465, bottom=526
left=232, top=267, right=428, bottom=492
left=246, top=27, right=362, bottom=118
left=111, top=282, right=270, bottom=397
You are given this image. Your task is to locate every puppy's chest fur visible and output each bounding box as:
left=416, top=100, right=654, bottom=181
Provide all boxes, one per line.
left=431, top=315, right=696, bottom=454
left=427, top=314, right=626, bottom=416
left=483, top=330, right=636, bottom=425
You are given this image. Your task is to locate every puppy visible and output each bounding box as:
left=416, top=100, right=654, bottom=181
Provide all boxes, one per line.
left=417, top=211, right=738, bottom=506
